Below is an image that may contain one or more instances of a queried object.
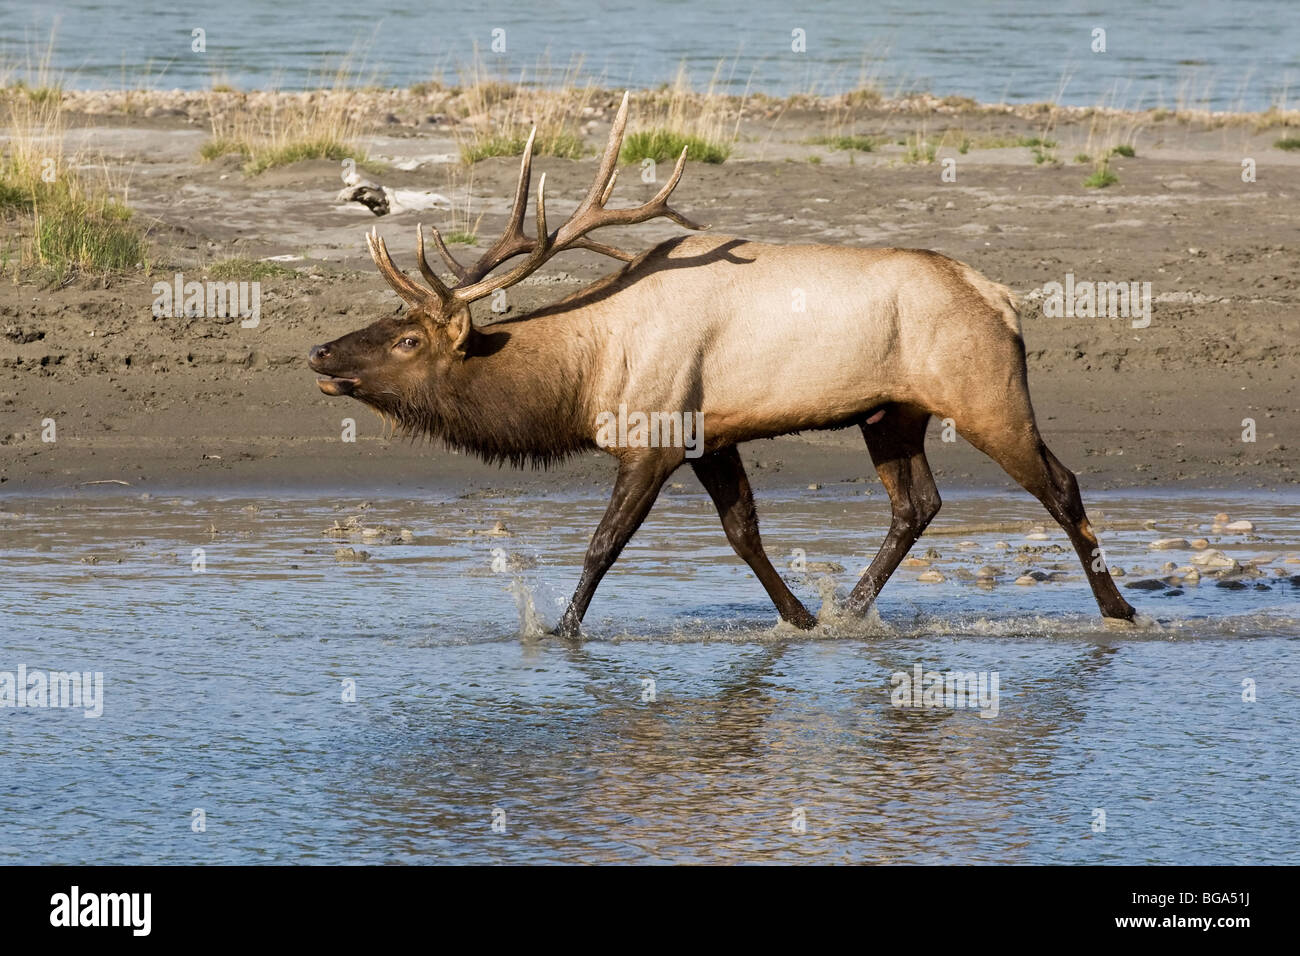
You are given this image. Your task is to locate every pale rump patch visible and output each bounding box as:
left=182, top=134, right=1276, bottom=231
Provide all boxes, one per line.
left=865, top=408, right=887, bottom=425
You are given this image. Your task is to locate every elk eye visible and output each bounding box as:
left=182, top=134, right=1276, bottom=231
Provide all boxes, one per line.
left=396, top=336, right=420, bottom=350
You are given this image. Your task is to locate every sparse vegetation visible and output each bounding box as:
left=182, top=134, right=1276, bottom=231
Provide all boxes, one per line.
left=206, top=258, right=296, bottom=281
left=621, top=63, right=738, bottom=166
left=621, top=129, right=730, bottom=164
left=454, top=59, right=595, bottom=164
left=903, top=130, right=937, bottom=164
left=1, top=42, right=147, bottom=279
left=462, top=129, right=585, bottom=164
left=200, top=62, right=368, bottom=174
left=1084, top=160, right=1119, bottom=188
left=805, top=134, right=875, bottom=152
left=1111, top=143, right=1136, bottom=157
left=1274, top=137, right=1300, bottom=151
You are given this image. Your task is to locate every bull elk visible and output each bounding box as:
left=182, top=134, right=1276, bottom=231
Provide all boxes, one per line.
left=309, top=92, right=1136, bottom=636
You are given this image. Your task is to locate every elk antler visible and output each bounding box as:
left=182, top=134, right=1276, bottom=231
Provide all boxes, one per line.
left=368, top=91, right=706, bottom=316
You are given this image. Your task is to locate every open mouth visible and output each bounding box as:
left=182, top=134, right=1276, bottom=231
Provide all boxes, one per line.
left=316, top=376, right=360, bottom=396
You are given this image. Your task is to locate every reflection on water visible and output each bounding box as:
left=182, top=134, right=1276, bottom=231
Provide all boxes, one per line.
left=0, top=488, right=1297, bottom=863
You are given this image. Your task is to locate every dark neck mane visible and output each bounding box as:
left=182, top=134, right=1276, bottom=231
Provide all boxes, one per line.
left=394, top=311, right=598, bottom=468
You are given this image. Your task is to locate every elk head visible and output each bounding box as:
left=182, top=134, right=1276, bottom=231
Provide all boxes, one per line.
left=308, top=92, right=704, bottom=435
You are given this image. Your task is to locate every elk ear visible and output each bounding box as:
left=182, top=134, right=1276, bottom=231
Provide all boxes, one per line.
left=445, top=304, right=474, bottom=357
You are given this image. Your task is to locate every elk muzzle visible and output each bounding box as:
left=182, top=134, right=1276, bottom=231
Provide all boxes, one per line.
left=308, top=343, right=360, bottom=396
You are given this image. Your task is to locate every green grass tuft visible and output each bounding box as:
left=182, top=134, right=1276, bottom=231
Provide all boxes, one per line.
left=1084, top=161, right=1119, bottom=188
left=33, top=195, right=146, bottom=277
left=1111, top=143, right=1136, bottom=157
left=206, top=258, right=296, bottom=281
left=1274, top=137, right=1300, bottom=151
left=806, top=134, right=875, bottom=152
left=461, top=130, right=586, bottom=164
left=619, top=129, right=731, bottom=165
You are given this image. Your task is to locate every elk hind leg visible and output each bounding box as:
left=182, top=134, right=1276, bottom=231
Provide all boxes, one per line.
left=845, top=410, right=941, bottom=614
left=965, top=424, right=1135, bottom=621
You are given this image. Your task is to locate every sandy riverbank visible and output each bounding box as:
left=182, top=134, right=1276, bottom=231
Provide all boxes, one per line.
left=1, top=90, right=1296, bottom=496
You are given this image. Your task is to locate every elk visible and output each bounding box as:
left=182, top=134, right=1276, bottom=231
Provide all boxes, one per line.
left=309, top=92, right=1136, bottom=637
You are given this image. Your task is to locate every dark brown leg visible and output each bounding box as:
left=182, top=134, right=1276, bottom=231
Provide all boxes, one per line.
left=691, top=446, right=817, bottom=629
left=554, top=450, right=683, bottom=638
left=845, top=409, right=941, bottom=614
left=1034, top=446, right=1136, bottom=620
left=961, top=426, right=1136, bottom=621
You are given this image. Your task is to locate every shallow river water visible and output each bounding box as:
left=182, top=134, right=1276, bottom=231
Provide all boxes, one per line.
left=1, top=486, right=1297, bottom=864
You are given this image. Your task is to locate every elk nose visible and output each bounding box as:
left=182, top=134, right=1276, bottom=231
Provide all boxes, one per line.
left=308, top=344, right=330, bottom=366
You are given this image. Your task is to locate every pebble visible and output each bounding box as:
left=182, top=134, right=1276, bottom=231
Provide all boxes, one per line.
left=1150, top=538, right=1188, bottom=550
left=1190, top=549, right=1235, bottom=568
left=957, top=540, right=980, bottom=550
left=1025, top=532, right=1050, bottom=541
left=993, top=541, right=1009, bottom=550
left=917, top=570, right=945, bottom=583
left=901, top=557, right=930, bottom=568
left=334, top=547, right=370, bottom=562
left=1190, top=538, right=1210, bottom=549
left=467, top=520, right=512, bottom=537
left=1223, top=520, right=1254, bottom=532
left=975, top=565, right=1001, bottom=579
left=1110, top=566, right=1125, bottom=577
left=1126, top=579, right=1165, bottom=590
left=1014, top=575, right=1037, bottom=586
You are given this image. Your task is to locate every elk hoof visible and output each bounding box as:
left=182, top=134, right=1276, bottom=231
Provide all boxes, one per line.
left=786, top=608, right=819, bottom=630
left=551, top=615, right=583, bottom=639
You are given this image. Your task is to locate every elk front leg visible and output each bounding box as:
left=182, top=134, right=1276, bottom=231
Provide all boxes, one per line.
left=691, top=446, right=817, bottom=629
left=554, top=450, right=683, bottom=638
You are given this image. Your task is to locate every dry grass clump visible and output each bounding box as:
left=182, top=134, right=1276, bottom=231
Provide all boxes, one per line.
left=1, top=43, right=146, bottom=280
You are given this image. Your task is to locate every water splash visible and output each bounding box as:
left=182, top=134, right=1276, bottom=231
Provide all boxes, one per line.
left=506, top=578, right=548, bottom=638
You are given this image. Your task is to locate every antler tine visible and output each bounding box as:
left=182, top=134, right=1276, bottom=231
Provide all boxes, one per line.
left=552, top=144, right=705, bottom=250
left=571, top=237, right=635, bottom=261
left=418, top=222, right=467, bottom=282
left=368, top=227, right=443, bottom=307
left=460, top=126, right=539, bottom=285
left=451, top=173, right=553, bottom=304
left=582, top=90, right=630, bottom=213
left=421, top=92, right=699, bottom=308
left=599, top=167, right=619, bottom=206
left=644, top=145, right=708, bottom=230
